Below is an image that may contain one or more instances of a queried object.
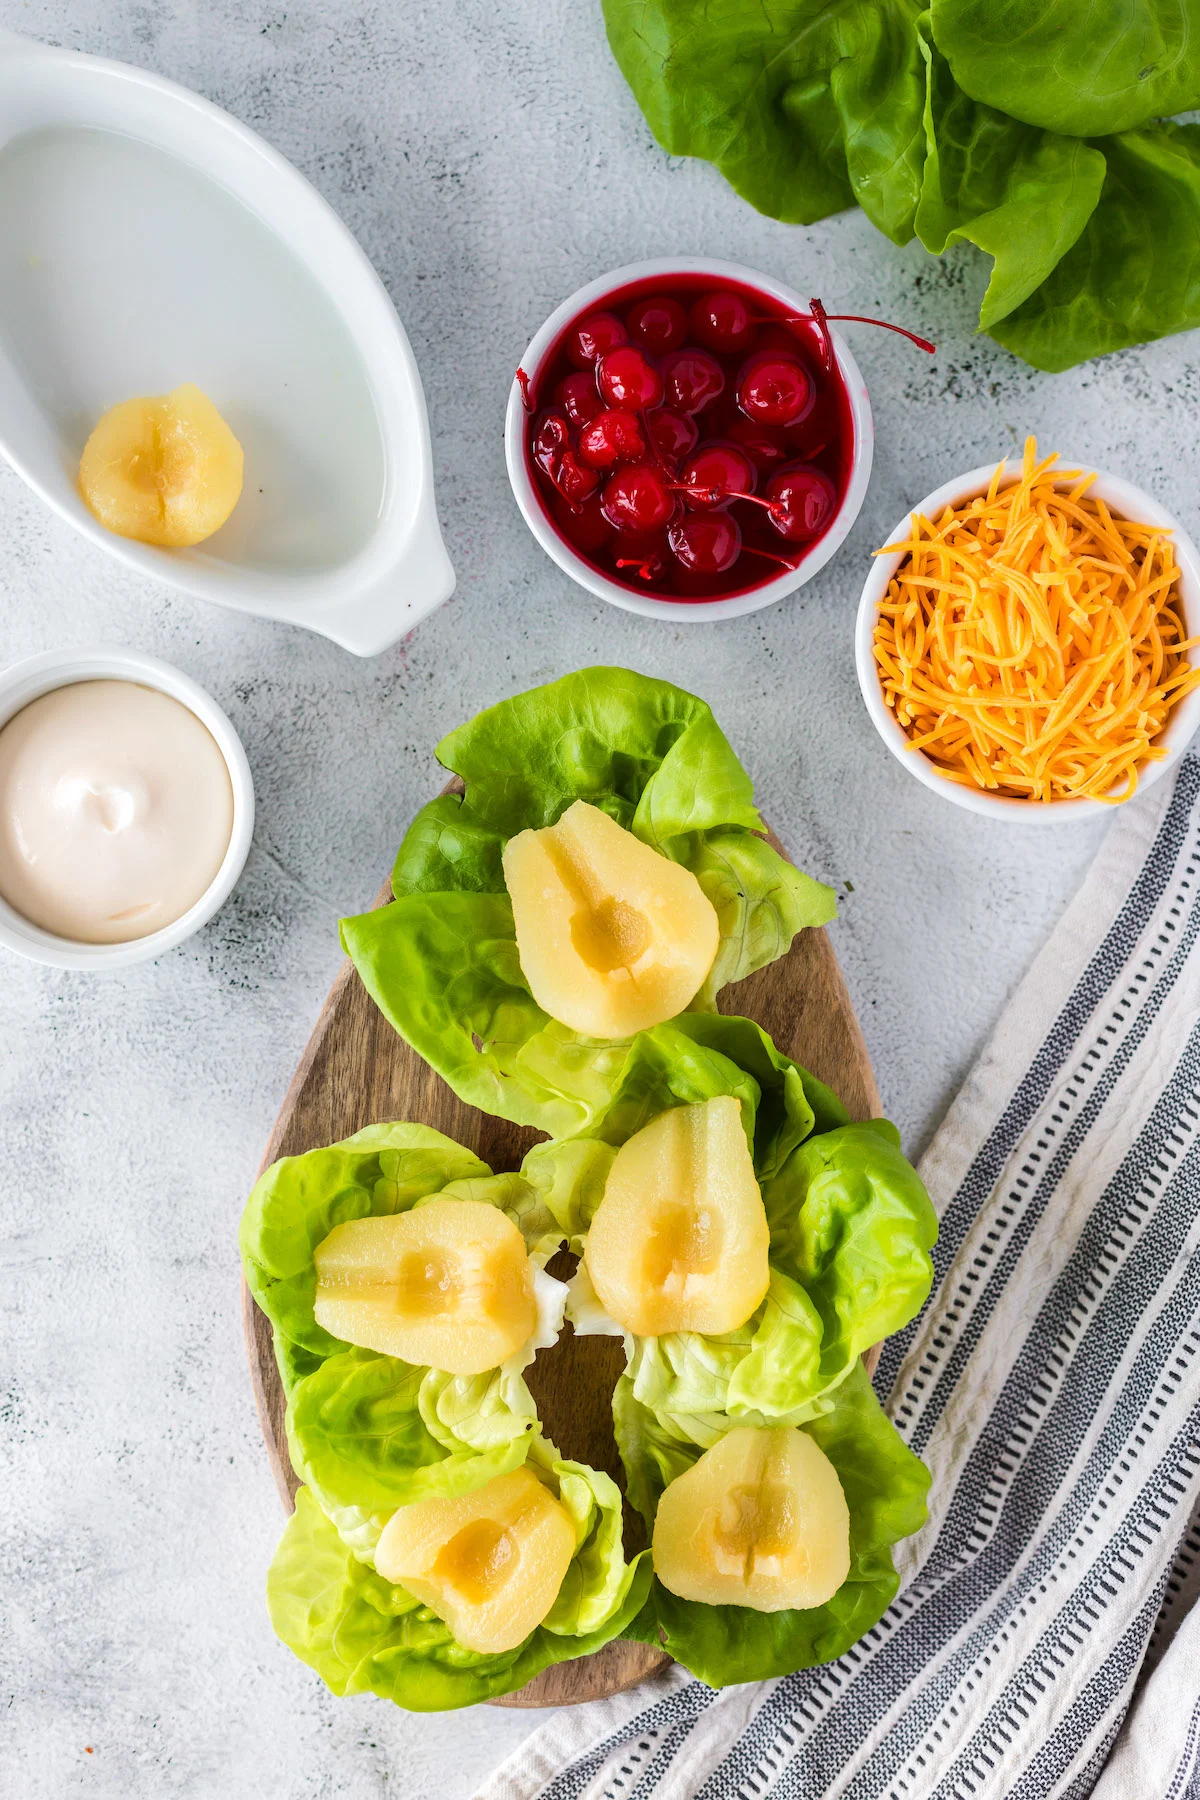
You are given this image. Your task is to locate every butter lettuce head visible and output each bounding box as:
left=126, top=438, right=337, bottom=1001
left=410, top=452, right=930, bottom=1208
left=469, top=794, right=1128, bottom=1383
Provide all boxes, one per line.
left=270, top=1477, right=652, bottom=1712
left=600, top=0, right=1200, bottom=370
left=617, top=1362, right=930, bottom=1685
left=556, top=1014, right=936, bottom=1425
left=340, top=669, right=835, bottom=1139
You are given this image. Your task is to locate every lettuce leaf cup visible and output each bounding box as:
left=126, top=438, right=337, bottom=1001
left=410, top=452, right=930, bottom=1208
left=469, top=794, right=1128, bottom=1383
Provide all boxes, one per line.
left=551, top=1013, right=937, bottom=1433
left=268, top=1478, right=652, bottom=1712
left=340, top=668, right=836, bottom=1138
left=615, top=1362, right=930, bottom=1686
left=240, top=1122, right=648, bottom=1708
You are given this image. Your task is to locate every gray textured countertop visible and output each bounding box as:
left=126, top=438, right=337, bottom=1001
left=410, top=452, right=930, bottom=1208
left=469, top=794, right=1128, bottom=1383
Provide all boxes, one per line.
left=2, top=3, right=1194, bottom=1796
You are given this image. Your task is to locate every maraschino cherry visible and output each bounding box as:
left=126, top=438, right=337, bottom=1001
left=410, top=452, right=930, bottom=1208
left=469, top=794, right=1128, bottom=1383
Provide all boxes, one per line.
left=627, top=296, right=688, bottom=354
left=567, top=312, right=628, bottom=368
left=579, top=410, right=646, bottom=469
left=727, top=416, right=788, bottom=471
left=668, top=511, right=742, bottom=573
left=532, top=412, right=570, bottom=478
left=690, top=290, right=756, bottom=354
left=661, top=348, right=725, bottom=414
left=679, top=444, right=756, bottom=509
left=554, top=452, right=599, bottom=506
left=737, top=354, right=814, bottom=427
left=764, top=465, right=838, bottom=540
left=600, top=463, right=676, bottom=533
left=646, top=408, right=698, bottom=465
left=597, top=346, right=664, bottom=411
left=555, top=372, right=603, bottom=428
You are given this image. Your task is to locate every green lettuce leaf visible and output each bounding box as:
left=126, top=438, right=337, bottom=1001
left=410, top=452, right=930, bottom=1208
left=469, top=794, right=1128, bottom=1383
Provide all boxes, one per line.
left=915, top=19, right=1107, bottom=330
left=241, top=1124, right=581, bottom=1555
left=621, top=1269, right=830, bottom=1442
left=559, top=1017, right=932, bottom=1423
left=602, top=0, right=928, bottom=243
left=668, top=1012, right=849, bottom=1151
left=763, top=1120, right=939, bottom=1385
left=529, top=1442, right=642, bottom=1637
left=599, top=2, right=1200, bottom=369
left=616, top=1363, right=930, bottom=1684
left=248, top=1127, right=648, bottom=1702
left=240, top=1123, right=489, bottom=1372
left=555, top=1014, right=825, bottom=1194
left=420, top=666, right=762, bottom=847
left=342, top=670, right=835, bottom=1138
left=286, top=1349, right=539, bottom=1536
left=929, top=0, right=1200, bottom=138
left=268, top=1485, right=653, bottom=1711
left=512, top=1137, right=618, bottom=1254
left=989, top=122, right=1200, bottom=371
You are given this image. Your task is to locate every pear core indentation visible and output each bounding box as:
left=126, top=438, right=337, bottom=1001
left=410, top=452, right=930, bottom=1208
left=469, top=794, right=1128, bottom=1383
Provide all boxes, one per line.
left=435, top=1518, right=518, bottom=1604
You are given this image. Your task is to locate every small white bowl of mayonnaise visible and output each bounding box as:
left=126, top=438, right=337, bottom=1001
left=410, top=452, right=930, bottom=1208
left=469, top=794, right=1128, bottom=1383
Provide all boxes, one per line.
left=0, top=648, right=254, bottom=969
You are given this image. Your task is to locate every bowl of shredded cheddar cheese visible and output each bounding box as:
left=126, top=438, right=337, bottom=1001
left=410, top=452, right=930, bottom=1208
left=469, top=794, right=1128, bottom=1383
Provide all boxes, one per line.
left=856, top=440, right=1200, bottom=819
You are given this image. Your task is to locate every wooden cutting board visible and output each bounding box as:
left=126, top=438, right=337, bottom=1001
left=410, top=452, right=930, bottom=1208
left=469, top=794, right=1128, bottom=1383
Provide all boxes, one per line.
left=242, top=820, right=881, bottom=1710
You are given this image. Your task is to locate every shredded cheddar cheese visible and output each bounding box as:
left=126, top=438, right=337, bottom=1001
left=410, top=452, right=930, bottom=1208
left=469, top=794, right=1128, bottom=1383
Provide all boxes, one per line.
left=871, top=439, right=1200, bottom=804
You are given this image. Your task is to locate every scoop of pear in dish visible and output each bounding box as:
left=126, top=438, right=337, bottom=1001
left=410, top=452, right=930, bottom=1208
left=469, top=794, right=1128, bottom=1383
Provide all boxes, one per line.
left=79, top=382, right=243, bottom=547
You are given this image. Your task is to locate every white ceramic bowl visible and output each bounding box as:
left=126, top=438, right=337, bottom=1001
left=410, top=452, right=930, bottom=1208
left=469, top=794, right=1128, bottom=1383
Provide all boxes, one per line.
left=0, top=30, right=454, bottom=656
left=855, top=460, right=1200, bottom=822
left=505, top=258, right=874, bottom=622
left=0, top=648, right=254, bottom=968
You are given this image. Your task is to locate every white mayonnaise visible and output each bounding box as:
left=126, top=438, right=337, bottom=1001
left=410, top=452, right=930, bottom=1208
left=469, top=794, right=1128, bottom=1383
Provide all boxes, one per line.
left=0, top=679, right=234, bottom=943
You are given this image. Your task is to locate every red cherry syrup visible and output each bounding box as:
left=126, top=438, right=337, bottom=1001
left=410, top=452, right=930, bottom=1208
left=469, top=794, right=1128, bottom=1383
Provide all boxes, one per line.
left=523, top=273, right=857, bottom=602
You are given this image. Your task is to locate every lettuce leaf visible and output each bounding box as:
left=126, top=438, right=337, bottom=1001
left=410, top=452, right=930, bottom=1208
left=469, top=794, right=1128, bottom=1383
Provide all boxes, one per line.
left=246, top=1127, right=648, bottom=1703
left=615, top=1363, right=930, bottom=1685
left=929, top=0, right=1200, bottom=137
left=241, top=1124, right=579, bottom=1549
left=762, top=1120, right=939, bottom=1388
left=551, top=1014, right=825, bottom=1209
left=621, top=1269, right=830, bottom=1442
left=239, top=1123, right=490, bottom=1373
left=268, top=1485, right=653, bottom=1712
left=599, top=1, right=1200, bottom=369
left=558, top=1018, right=933, bottom=1424
left=286, top=1350, right=539, bottom=1534
left=989, top=123, right=1200, bottom=372
left=914, top=19, right=1107, bottom=331
left=341, top=669, right=835, bottom=1138
left=602, top=0, right=929, bottom=243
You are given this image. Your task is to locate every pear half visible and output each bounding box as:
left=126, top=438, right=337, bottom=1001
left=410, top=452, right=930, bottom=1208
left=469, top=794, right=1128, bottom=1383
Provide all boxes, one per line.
left=653, top=1425, right=850, bottom=1611
left=375, top=1465, right=576, bottom=1652
left=502, top=800, right=719, bottom=1039
left=313, top=1198, right=536, bottom=1375
left=583, top=1095, right=770, bottom=1335
left=79, top=382, right=243, bottom=548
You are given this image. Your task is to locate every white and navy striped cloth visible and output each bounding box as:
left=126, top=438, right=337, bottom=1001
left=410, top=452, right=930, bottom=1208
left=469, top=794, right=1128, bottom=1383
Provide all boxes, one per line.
left=478, top=754, right=1200, bottom=1800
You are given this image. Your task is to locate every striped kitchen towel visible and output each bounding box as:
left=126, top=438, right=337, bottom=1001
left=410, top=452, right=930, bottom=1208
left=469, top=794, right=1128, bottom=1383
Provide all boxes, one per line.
left=476, top=752, right=1200, bottom=1800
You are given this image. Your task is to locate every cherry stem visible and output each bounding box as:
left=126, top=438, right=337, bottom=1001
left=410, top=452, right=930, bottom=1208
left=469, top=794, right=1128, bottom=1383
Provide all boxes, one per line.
left=516, top=368, right=534, bottom=412
left=807, top=297, right=835, bottom=377
left=741, top=542, right=802, bottom=572
left=616, top=556, right=663, bottom=582
left=641, top=408, right=671, bottom=473
left=675, top=483, right=789, bottom=527
left=750, top=299, right=936, bottom=372
left=820, top=311, right=937, bottom=354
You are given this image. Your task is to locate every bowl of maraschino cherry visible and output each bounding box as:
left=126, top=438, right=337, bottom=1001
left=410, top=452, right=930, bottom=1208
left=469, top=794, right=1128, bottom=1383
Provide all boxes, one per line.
left=506, top=258, right=933, bottom=620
